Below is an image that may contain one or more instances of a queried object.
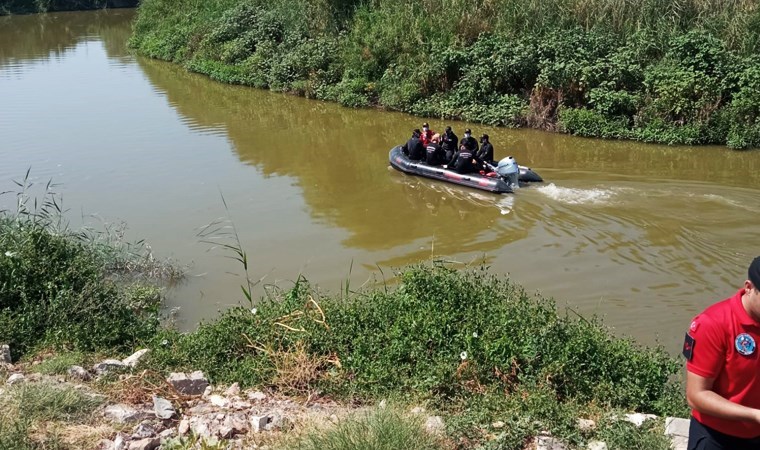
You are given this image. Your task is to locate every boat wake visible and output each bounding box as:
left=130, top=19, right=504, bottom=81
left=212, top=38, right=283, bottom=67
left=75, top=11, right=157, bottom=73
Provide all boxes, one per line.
left=536, top=183, right=617, bottom=205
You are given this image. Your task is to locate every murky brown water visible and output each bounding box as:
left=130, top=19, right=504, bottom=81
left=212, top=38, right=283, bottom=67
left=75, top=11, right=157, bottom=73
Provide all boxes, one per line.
left=1, top=10, right=759, bottom=353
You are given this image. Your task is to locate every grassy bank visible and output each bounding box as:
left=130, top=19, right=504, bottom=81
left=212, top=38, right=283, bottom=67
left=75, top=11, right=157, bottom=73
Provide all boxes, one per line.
left=0, top=0, right=137, bottom=15
left=128, top=0, right=760, bottom=149
left=0, top=191, right=688, bottom=448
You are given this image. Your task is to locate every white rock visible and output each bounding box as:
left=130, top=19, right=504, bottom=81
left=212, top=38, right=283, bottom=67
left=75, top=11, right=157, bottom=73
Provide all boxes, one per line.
left=113, top=433, right=126, bottom=450
left=425, top=416, right=445, bottom=436
left=224, top=382, right=240, bottom=396
left=67, top=365, right=91, bottom=381
left=122, top=349, right=150, bottom=368
left=132, top=422, right=157, bottom=439
left=577, top=418, right=596, bottom=431
left=177, top=419, right=190, bottom=435
left=491, top=421, right=505, bottom=429
left=671, top=435, right=688, bottom=450
left=624, top=413, right=657, bottom=427
left=209, top=394, right=230, bottom=408
left=247, top=391, right=267, bottom=401
left=93, top=359, right=127, bottom=375
left=105, top=404, right=146, bottom=423
left=588, top=441, right=608, bottom=450
left=159, top=429, right=175, bottom=439
left=410, top=406, right=425, bottom=415
left=167, top=371, right=209, bottom=396
left=0, top=345, right=10, bottom=364
left=535, top=435, right=568, bottom=450
left=251, top=415, right=270, bottom=432
left=6, top=373, right=24, bottom=385
left=665, top=417, right=690, bottom=437
left=153, top=396, right=175, bottom=419
left=128, top=437, right=160, bottom=450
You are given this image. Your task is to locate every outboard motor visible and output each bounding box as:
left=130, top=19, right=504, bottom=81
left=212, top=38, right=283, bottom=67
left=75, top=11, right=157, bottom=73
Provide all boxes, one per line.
left=496, top=156, right=519, bottom=188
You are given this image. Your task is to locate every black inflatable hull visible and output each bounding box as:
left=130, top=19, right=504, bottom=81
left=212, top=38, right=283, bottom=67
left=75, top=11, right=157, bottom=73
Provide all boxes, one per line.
left=389, top=146, right=542, bottom=194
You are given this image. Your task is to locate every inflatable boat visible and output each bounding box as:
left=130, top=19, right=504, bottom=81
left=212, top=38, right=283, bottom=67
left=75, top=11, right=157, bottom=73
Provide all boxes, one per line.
left=388, top=145, right=542, bottom=194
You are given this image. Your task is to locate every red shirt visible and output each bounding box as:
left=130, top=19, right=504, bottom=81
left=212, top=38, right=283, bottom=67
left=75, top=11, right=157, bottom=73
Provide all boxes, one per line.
left=687, top=289, right=760, bottom=438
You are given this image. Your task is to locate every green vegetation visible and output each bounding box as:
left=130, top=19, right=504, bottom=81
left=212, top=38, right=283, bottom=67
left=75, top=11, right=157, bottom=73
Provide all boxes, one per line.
left=0, top=382, right=103, bottom=450
left=0, top=176, right=179, bottom=360
left=288, top=407, right=442, bottom=450
left=0, top=188, right=688, bottom=448
left=129, top=0, right=760, bottom=148
left=0, top=0, right=138, bottom=15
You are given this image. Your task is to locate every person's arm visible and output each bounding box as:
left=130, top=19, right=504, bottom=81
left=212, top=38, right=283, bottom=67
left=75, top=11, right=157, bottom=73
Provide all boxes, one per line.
left=686, top=370, right=760, bottom=423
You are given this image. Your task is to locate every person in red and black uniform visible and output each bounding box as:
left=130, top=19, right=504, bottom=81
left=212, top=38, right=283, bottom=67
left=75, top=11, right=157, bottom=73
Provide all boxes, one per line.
left=684, top=256, right=760, bottom=449
left=420, top=122, right=435, bottom=147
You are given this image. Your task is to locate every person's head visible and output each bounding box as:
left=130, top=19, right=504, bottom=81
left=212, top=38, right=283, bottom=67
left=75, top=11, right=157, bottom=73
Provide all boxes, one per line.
left=464, top=128, right=472, bottom=138
left=747, top=256, right=760, bottom=293
left=422, top=122, right=430, bottom=132
left=480, top=133, right=489, bottom=143
left=744, top=256, right=760, bottom=320
left=431, top=133, right=440, bottom=144
left=445, top=126, right=452, bottom=134
left=413, top=128, right=421, bottom=138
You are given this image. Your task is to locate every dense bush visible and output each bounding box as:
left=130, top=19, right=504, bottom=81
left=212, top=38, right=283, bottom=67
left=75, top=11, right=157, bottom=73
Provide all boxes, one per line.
left=130, top=0, right=760, bottom=148
left=146, top=264, right=682, bottom=414
left=0, top=184, right=174, bottom=360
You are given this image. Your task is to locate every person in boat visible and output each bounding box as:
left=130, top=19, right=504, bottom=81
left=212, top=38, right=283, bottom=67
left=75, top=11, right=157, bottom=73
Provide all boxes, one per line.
left=445, top=141, right=478, bottom=174
left=441, top=126, right=458, bottom=162
left=460, top=128, right=479, bottom=154
left=476, top=134, right=494, bottom=166
left=420, top=122, right=435, bottom=146
left=425, top=133, right=445, bottom=166
left=402, top=129, right=425, bottom=161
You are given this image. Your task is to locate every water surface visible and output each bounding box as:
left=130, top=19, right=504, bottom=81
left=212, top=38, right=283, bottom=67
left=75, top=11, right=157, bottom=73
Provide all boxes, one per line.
left=1, top=10, right=759, bottom=353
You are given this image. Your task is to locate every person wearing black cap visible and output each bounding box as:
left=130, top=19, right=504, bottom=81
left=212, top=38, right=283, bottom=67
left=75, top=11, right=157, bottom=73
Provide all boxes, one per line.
left=684, top=256, right=760, bottom=449
left=459, top=128, right=478, bottom=154
left=441, top=126, right=458, bottom=163
left=476, top=134, right=494, bottom=166
left=402, top=129, right=425, bottom=161
left=445, top=128, right=479, bottom=174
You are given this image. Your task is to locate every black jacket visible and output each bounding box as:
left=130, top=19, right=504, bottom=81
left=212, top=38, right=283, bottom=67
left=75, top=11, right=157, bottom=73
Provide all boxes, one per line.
left=476, top=142, right=494, bottom=163
left=403, top=136, right=425, bottom=160
left=441, top=131, right=459, bottom=160
left=460, top=136, right=478, bottom=153
left=426, top=142, right=444, bottom=166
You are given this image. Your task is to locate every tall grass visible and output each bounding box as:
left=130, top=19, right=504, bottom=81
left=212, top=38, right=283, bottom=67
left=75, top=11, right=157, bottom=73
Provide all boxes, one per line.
left=130, top=0, right=760, bottom=148
left=288, top=407, right=443, bottom=450
left=0, top=175, right=180, bottom=360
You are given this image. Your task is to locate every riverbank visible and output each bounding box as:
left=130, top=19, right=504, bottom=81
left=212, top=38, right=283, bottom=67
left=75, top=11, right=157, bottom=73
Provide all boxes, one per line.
left=0, top=0, right=137, bottom=15
left=128, top=0, right=760, bottom=149
left=0, top=192, right=690, bottom=448
left=0, top=349, right=692, bottom=449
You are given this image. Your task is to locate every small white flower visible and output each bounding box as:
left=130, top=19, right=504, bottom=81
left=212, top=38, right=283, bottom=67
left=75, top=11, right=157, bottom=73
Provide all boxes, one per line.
left=4, top=251, right=15, bottom=258
left=251, top=308, right=257, bottom=315
left=472, top=332, right=478, bottom=338
left=460, top=351, right=468, bottom=361
left=161, top=339, right=169, bottom=346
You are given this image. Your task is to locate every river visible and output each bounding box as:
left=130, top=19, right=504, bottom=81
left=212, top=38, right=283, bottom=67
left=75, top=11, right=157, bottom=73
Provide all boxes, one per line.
left=1, top=9, right=759, bottom=353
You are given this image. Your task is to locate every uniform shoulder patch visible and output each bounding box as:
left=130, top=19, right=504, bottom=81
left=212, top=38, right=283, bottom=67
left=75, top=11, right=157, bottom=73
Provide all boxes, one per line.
left=683, top=333, right=695, bottom=361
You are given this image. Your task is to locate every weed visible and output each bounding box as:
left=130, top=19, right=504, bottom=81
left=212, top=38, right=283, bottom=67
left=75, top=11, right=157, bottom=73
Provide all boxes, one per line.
left=286, top=407, right=444, bottom=450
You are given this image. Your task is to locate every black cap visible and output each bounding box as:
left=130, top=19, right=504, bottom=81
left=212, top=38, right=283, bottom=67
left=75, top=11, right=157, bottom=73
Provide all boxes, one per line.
left=422, top=122, right=429, bottom=127
left=465, top=128, right=471, bottom=133
left=749, top=256, right=760, bottom=288
left=445, top=126, right=452, bottom=132
left=481, top=134, right=489, bottom=140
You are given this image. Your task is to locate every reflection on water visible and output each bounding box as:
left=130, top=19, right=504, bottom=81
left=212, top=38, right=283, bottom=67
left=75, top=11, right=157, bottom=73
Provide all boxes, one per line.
left=1, top=10, right=759, bottom=354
